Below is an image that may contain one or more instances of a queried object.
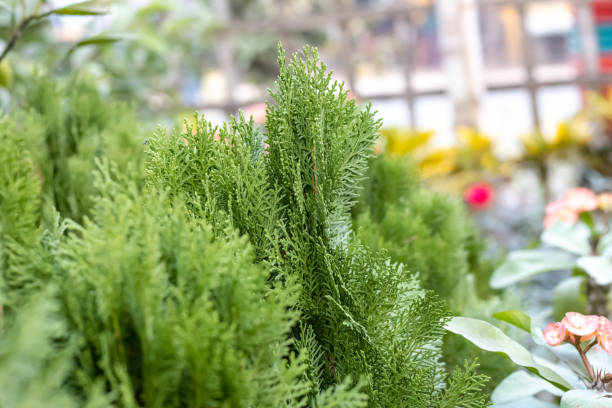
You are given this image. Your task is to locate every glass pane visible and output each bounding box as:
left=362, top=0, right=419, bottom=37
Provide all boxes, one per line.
left=526, top=1, right=579, bottom=82
left=537, top=85, right=582, bottom=136
left=479, top=89, right=532, bottom=157
left=349, top=17, right=407, bottom=97
left=414, top=95, right=453, bottom=147
left=479, top=4, right=527, bottom=86
left=370, top=98, right=412, bottom=127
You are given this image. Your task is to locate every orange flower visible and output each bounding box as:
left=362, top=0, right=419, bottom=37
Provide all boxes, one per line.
left=543, top=322, right=567, bottom=346
left=562, top=312, right=599, bottom=339
left=562, top=188, right=598, bottom=213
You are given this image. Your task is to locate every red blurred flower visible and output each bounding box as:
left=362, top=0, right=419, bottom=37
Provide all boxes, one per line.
left=464, top=183, right=494, bottom=210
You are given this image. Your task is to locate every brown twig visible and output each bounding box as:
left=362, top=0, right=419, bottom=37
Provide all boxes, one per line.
left=0, top=14, right=37, bottom=63
left=574, top=341, right=595, bottom=381
left=584, top=338, right=598, bottom=354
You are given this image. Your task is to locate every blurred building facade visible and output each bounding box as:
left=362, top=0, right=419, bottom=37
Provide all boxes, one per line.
left=188, top=0, right=612, bottom=151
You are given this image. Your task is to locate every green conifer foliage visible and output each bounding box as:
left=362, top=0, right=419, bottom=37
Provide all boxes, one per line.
left=14, top=77, right=145, bottom=222
left=354, top=155, right=474, bottom=301
left=0, top=118, right=46, bottom=304
left=146, top=45, right=489, bottom=407
left=353, top=154, right=514, bottom=394
left=0, top=293, right=109, bottom=408
left=52, top=168, right=314, bottom=407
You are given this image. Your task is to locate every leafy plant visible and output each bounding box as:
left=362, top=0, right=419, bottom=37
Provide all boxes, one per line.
left=490, top=188, right=612, bottom=319
left=447, top=310, right=612, bottom=407
left=353, top=153, right=515, bottom=392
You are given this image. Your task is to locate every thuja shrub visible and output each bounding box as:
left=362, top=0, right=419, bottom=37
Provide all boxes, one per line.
left=353, top=154, right=514, bottom=393
left=12, top=76, right=145, bottom=222
left=146, top=45, right=488, bottom=407
left=0, top=118, right=49, bottom=305
left=0, top=293, right=109, bottom=408
left=353, top=154, right=492, bottom=301
left=52, top=169, right=319, bottom=407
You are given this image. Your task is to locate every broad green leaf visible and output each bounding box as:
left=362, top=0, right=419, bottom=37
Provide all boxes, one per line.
left=491, top=249, right=577, bottom=288
left=136, top=0, right=173, bottom=18
left=598, top=229, right=612, bottom=257
left=74, top=35, right=122, bottom=48
left=533, top=354, right=585, bottom=391
left=577, top=256, right=612, bottom=285
left=552, top=277, right=587, bottom=321
left=49, top=1, right=108, bottom=16
left=494, top=310, right=532, bottom=333
left=561, top=390, right=612, bottom=407
left=492, top=371, right=564, bottom=405
left=542, top=221, right=591, bottom=256
left=135, top=31, right=167, bottom=55
left=445, top=317, right=571, bottom=391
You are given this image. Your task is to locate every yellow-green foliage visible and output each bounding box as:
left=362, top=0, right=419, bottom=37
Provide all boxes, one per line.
left=0, top=118, right=46, bottom=304
left=14, top=77, right=145, bottom=222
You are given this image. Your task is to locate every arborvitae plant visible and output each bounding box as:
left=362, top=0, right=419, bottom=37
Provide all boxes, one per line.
left=12, top=76, right=145, bottom=222
left=51, top=168, right=324, bottom=407
left=353, top=154, right=515, bottom=393
left=146, top=45, right=488, bottom=407
left=0, top=117, right=47, bottom=306
left=0, top=293, right=109, bottom=408
left=353, top=155, right=487, bottom=301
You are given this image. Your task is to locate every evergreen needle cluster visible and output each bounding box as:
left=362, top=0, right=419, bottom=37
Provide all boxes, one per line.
left=146, top=45, right=489, bottom=407
left=0, top=45, right=489, bottom=407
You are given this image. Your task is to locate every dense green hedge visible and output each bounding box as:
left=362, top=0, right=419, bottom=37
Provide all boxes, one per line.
left=0, top=47, right=490, bottom=407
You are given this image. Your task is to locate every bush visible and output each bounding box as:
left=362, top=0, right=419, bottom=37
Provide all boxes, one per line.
left=353, top=154, right=515, bottom=393
left=13, top=77, right=145, bottom=222
left=146, top=45, right=489, bottom=407
left=0, top=45, right=490, bottom=407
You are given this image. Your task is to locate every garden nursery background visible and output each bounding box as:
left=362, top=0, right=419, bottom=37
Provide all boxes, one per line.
left=3, top=0, right=612, bottom=407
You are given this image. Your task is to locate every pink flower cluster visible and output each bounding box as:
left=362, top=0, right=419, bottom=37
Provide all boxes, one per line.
left=544, top=188, right=599, bottom=228
left=543, top=312, right=612, bottom=353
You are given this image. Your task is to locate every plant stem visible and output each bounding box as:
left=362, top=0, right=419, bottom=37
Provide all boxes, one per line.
left=0, top=14, right=36, bottom=63
left=574, top=342, right=595, bottom=381
left=584, top=338, right=598, bottom=354
left=0, top=0, right=43, bottom=63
